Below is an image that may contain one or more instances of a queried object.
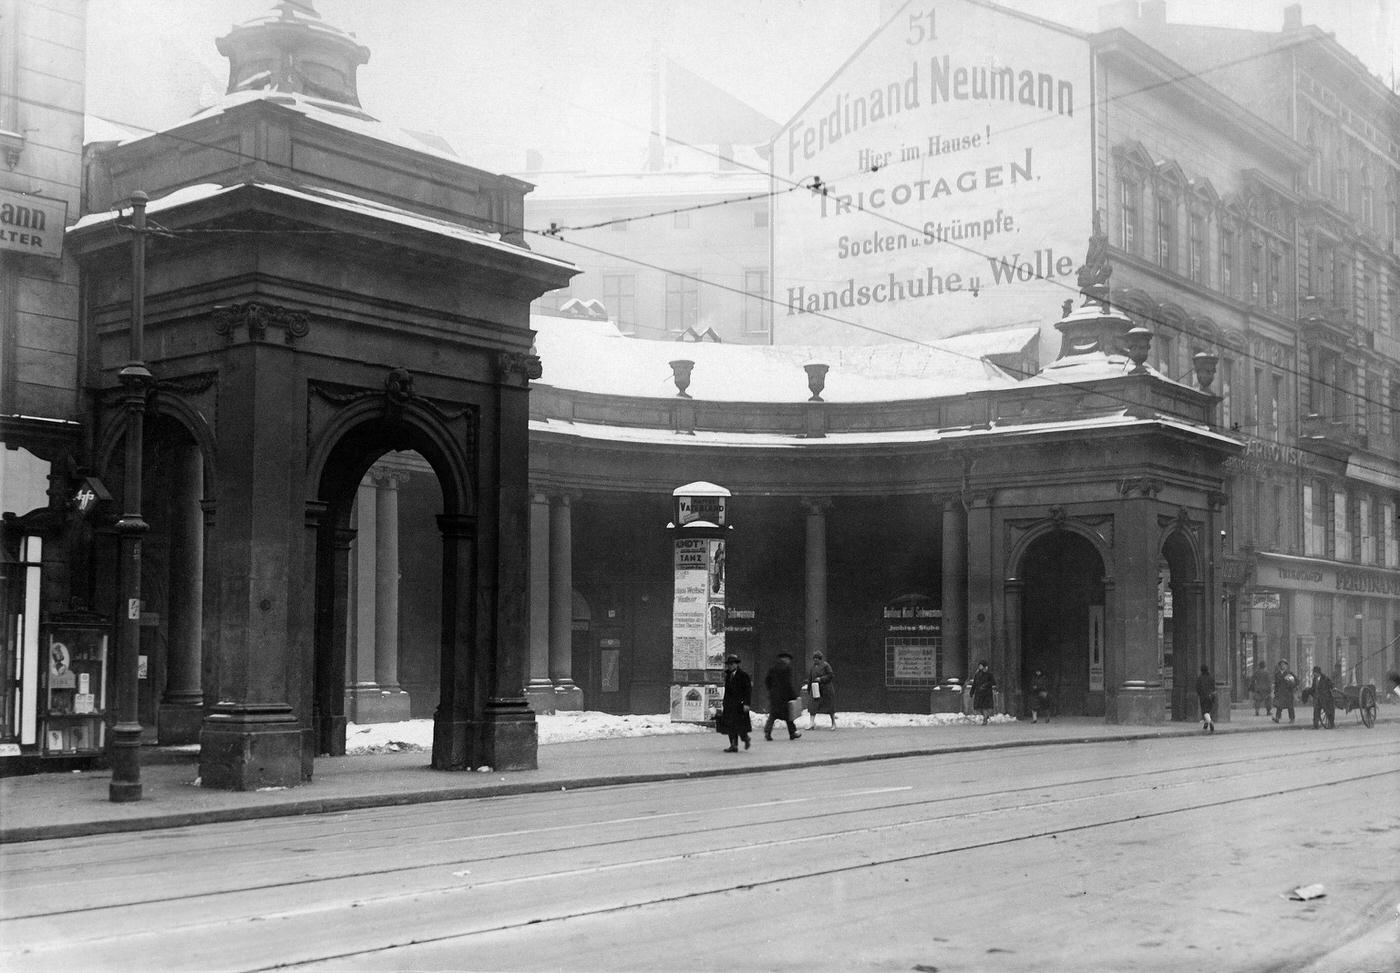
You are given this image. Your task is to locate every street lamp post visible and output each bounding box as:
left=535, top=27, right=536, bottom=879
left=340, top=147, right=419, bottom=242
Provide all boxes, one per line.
left=110, top=191, right=152, bottom=803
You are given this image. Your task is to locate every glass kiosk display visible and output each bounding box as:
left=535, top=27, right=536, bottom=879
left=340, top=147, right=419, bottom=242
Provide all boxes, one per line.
left=42, top=616, right=108, bottom=755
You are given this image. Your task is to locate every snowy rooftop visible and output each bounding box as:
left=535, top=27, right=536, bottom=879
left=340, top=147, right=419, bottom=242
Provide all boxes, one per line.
left=530, top=315, right=1028, bottom=403
left=70, top=181, right=576, bottom=274
left=98, top=89, right=467, bottom=168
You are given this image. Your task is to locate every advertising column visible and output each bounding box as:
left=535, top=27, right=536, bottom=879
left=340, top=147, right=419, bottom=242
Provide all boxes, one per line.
left=670, top=482, right=731, bottom=723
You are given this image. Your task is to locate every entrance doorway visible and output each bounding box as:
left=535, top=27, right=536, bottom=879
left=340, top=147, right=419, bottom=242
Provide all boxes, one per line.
left=1020, top=531, right=1106, bottom=717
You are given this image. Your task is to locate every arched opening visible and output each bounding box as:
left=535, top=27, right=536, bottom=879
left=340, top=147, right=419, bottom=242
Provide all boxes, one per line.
left=309, top=417, right=462, bottom=760
left=1020, top=531, right=1106, bottom=717
left=1159, top=529, right=1200, bottom=721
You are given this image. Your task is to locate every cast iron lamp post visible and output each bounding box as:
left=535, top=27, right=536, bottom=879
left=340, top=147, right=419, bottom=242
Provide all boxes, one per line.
left=111, top=191, right=151, bottom=803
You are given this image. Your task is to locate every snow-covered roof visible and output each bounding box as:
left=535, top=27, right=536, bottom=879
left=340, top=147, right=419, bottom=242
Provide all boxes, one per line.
left=70, top=181, right=576, bottom=273
left=95, top=89, right=465, bottom=167
left=530, top=316, right=1028, bottom=403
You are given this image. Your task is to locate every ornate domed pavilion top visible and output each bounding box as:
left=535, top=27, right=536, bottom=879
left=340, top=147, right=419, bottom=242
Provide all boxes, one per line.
left=216, top=0, right=370, bottom=109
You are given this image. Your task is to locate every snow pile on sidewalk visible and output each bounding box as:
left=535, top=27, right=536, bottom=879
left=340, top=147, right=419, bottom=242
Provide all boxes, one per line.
left=345, top=710, right=1016, bottom=754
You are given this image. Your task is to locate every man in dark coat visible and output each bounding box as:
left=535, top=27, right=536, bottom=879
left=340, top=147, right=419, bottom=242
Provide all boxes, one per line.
left=763, top=652, right=802, bottom=741
left=1272, top=660, right=1298, bottom=724
left=1308, top=666, right=1335, bottom=729
left=717, top=654, right=752, bottom=752
left=970, top=660, right=997, bottom=724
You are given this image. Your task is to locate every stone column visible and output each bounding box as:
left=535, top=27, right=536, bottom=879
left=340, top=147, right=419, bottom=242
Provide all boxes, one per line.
left=1107, top=494, right=1167, bottom=724
left=940, top=497, right=968, bottom=688
left=965, top=496, right=996, bottom=693
left=159, top=441, right=204, bottom=744
left=347, top=480, right=376, bottom=718
left=526, top=491, right=556, bottom=714
left=802, top=497, right=830, bottom=665
left=370, top=469, right=410, bottom=720
left=549, top=494, right=583, bottom=709
left=1175, top=580, right=1206, bottom=721
left=432, top=512, right=479, bottom=770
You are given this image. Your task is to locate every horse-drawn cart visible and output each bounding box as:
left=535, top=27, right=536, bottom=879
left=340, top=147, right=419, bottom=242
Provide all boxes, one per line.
left=1302, top=682, right=1378, bottom=728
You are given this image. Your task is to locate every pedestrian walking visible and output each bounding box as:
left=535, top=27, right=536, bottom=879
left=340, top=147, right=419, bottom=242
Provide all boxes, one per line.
left=1307, top=666, right=1335, bottom=729
left=1272, top=660, right=1298, bottom=724
left=1195, top=664, right=1217, bottom=733
left=805, top=651, right=837, bottom=730
left=1027, top=669, right=1051, bottom=723
left=763, top=652, right=802, bottom=741
left=970, top=660, right=997, bottom=724
left=716, top=654, right=752, bottom=752
left=1248, top=661, right=1272, bottom=716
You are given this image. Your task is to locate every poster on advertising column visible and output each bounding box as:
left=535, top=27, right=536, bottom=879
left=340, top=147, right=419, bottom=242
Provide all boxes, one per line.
left=771, top=1, right=1092, bottom=352
left=705, top=539, right=726, bottom=669
left=673, top=538, right=709, bottom=669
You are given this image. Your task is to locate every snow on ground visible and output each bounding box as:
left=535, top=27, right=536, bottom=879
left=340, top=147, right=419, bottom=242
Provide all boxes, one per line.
left=345, top=711, right=1016, bottom=754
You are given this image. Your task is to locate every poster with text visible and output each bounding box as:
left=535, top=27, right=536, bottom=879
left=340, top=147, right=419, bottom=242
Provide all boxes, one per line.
left=772, top=0, right=1092, bottom=353
left=673, top=538, right=709, bottom=669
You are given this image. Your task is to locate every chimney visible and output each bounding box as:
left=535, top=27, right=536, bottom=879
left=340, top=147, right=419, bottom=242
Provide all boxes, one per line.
left=1140, top=0, right=1166, bottom=26
left=1283, top=4, right=1303, bottom=30
left=524, top=148, right=543, bottom=172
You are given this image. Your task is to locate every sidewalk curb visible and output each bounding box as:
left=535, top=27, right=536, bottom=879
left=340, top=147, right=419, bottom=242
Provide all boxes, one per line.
left=0, top=721, right=1315, bottom=844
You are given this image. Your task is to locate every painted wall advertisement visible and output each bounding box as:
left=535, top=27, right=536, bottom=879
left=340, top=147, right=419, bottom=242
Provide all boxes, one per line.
left=672, top=537, right=727, bottom=722
left=772, top=1, right=1092, bottom=349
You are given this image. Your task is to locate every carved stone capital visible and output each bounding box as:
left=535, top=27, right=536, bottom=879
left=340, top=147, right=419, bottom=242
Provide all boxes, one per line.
left=213, top=302, right=310, bottom=345
left=498, top=351, right=543, bottom=384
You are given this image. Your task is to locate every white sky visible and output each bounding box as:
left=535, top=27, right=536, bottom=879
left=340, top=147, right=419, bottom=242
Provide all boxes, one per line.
left=85, top=0, right=1397, bottom=175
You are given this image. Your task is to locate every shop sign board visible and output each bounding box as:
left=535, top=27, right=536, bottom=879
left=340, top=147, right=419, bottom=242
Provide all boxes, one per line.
left=772, top=1, right=1091, bottom=349
left=0, top=188, right=67, bottom=259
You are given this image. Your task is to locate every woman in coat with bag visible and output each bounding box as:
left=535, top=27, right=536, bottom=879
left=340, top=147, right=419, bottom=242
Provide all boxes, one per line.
left=716, top=654, right=752, bottom=752
left=805, top=651, right=837, bottom=730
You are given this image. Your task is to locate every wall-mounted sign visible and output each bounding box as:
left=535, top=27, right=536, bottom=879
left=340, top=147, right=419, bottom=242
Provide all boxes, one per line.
left=772, top=1, right=1091, bottom=349
left=0, top=189, right=67, bottom=259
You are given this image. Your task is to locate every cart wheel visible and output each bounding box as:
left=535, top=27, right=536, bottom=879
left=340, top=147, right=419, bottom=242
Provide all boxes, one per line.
left=1359, top=686, right=1376, bottom=728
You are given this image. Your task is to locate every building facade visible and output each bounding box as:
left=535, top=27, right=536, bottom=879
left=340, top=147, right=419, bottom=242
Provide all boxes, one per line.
left=0, top=0, right=87, bottom=762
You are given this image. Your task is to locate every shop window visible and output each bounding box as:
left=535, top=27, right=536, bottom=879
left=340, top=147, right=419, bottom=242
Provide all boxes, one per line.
left=742, top=269, right=770, bottom=335
left=1, top=536, right=42, bottom=749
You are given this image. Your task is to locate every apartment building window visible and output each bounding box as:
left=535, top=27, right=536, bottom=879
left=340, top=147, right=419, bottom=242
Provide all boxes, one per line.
left=1361, top=271, right=1375, bottom=331
left=673, top=211, right=691, bottom=229
left=1303, top=481, right=1326, bottom=556
left=1359, top=166, right=1373, bottom=227
left=1269, top=372, right=1283, bottom=437
left=1359, top=494, right=1376, bottom=564
left=1249, top=240, right=1263, bottom=305
left=1156, top=193, right=1176, bottom=270
left=1385, top=499, right=1398, bottom=567
left=602, top=273, right=636, bottom=334
left=1119, top=180, right=1139, bottom=254
left=1156, top=334, right=1175, bottom=378
left=742, top=269, right=770, bottom=335
left=665, top=272, right=699, bottom=332
left=753, top=208, right=769, bottom=228
left=1305, top=130, right=1320, bottom=193
left=1219, top=227, right=1235, bottom=296
left=1188, top=212, right=1206, bottom=284
left=1333, top=488, right=1351, bottom=561
left=1335, top=151, right=1349, bottom=210
left=1361, top=375, right=1380, bottom=439
left=1339, top=362, right=1357, bottom=427
left=1313, top=238, right=1334, bottom=300
left=1217, top=358, right=1233, bottom=429
left=1267, top=248, right=1283, bottom=310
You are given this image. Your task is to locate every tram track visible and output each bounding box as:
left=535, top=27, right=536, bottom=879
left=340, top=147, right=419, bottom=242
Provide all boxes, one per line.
left=2, top=739, right=1395, bottom=973
left=2, top=739, right=1392, bottom=922
left=252, top=762, right=1399, bottom=973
